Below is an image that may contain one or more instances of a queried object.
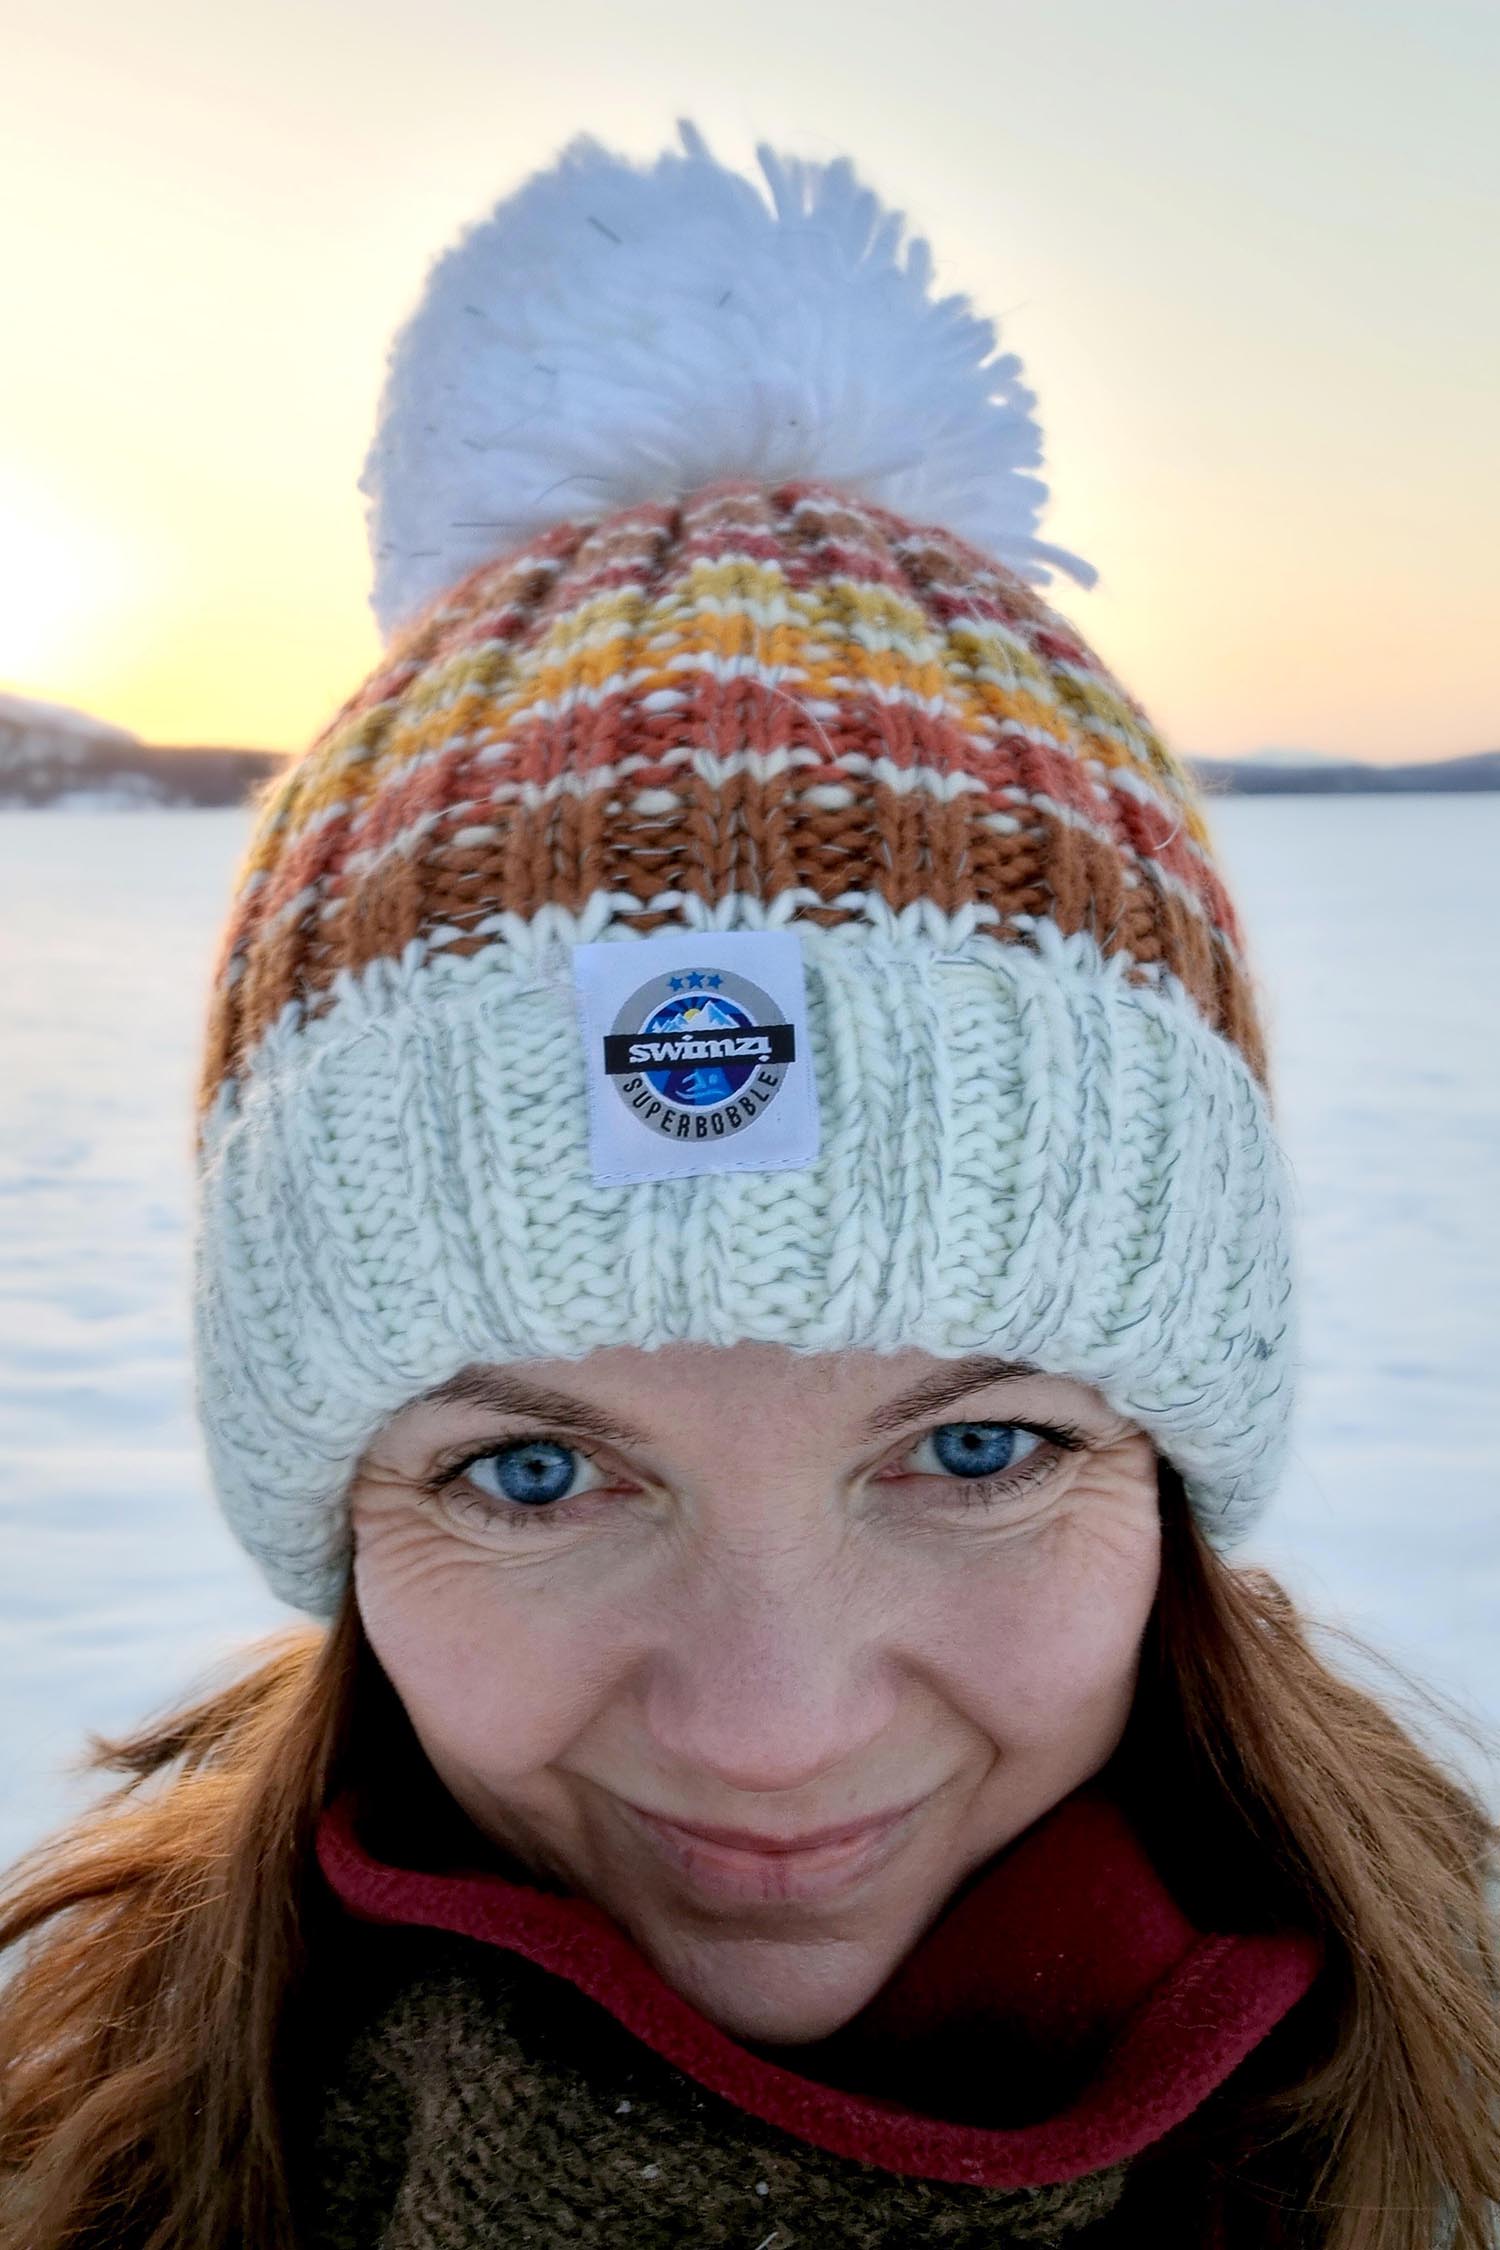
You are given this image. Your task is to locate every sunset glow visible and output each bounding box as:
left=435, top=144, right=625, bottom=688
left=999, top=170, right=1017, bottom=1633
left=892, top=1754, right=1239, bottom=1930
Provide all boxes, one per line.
left=0, top=467, right=153, bottom=686
left=3, top=0, right=1494, bottom=763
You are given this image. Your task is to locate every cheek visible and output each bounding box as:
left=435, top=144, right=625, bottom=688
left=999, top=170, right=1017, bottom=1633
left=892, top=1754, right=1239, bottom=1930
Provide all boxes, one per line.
left=351, top=1509, right=634, bottom=1785
left=927, top=1494, right=1161, bottom=1753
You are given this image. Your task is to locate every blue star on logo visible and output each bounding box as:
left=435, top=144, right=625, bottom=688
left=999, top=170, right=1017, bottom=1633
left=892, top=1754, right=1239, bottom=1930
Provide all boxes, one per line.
left=667, top=975, right=684, bottom=991
left=704, top=973, right=722, bottom=989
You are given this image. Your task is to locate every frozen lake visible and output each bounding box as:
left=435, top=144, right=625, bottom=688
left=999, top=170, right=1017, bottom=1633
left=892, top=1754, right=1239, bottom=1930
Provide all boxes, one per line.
left=2, top=798, right=1498, bottom=1865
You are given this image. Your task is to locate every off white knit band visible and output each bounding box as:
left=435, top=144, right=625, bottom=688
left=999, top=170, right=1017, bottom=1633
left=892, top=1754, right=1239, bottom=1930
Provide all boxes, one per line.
left=192, top=909, right=1298, bottom=1617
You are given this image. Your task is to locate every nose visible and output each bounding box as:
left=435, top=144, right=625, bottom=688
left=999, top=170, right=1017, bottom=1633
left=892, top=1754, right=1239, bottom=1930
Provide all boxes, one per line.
left=638, top=1554, right=900, bottom=1798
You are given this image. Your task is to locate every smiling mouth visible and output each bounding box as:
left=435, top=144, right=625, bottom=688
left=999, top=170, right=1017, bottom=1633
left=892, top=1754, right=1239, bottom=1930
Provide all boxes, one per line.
left=619, top=1796, right=932, bottom=1907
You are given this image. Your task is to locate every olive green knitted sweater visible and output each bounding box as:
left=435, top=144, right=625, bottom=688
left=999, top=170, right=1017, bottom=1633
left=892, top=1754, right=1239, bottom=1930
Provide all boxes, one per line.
left=293, top=1926, right=1174, bottom=2249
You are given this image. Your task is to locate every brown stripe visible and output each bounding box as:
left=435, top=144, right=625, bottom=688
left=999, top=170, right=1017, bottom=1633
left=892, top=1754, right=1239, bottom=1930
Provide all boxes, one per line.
left=219, top=626, right=1232, bottom=983
left=195, top=776, right=1268, bottom=1129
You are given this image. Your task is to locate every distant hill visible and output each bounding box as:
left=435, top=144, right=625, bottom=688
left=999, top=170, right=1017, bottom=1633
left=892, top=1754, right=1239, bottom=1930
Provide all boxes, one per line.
left=3, top=691, right=1496, bottom=806
left=1217, top=745, right=1351, bottom=769
left=1186, top=749, right=1500, bottom=795
left=0, top=694, right=285, bottom=808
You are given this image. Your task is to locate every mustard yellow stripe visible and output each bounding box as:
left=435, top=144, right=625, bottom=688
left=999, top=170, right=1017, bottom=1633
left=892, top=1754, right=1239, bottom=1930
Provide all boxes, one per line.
left=235, top=562, right=1207, bottom=886
left=376, top=552, right=1161, bottom=766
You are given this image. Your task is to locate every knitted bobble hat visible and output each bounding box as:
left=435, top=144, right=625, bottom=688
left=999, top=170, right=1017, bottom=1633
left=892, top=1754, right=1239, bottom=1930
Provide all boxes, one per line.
left=192, top=118, right=1299, bottom=1618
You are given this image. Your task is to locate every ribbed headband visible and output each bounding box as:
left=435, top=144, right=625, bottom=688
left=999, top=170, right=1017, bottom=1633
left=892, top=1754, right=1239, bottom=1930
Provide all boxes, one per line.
left=190, top=124, right=1297, bottom=1616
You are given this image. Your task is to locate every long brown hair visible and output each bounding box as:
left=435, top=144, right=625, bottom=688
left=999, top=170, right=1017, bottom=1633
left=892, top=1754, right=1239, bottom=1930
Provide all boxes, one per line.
left=2, top=1463, right=1497, bottom=2250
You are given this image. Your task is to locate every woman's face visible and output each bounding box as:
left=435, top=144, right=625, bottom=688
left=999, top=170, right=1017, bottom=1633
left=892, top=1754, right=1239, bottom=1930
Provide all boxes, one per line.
left=350, top=1343, right=1161, bottom=2044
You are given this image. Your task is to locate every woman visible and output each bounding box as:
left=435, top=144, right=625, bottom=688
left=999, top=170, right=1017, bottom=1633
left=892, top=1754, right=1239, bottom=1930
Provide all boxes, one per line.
left=2, top=120, right=1497, bottom=2250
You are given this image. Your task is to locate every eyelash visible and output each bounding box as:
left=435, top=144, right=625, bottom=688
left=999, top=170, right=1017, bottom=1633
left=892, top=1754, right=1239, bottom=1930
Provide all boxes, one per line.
left=423, top=1418, right=1090, bottom=1532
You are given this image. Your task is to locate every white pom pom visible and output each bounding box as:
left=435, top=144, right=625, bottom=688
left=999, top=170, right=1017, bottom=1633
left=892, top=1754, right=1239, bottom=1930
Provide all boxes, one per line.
left=360, top=118, right=1097, bottom=645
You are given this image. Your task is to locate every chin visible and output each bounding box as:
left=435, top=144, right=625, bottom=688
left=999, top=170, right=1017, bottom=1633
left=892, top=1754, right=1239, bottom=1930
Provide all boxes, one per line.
left=640, top=1922, right=895, bottom=2045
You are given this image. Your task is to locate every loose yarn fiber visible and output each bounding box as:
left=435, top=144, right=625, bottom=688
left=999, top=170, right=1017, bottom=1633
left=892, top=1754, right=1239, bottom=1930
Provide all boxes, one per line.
left=191, top=120, right=1298, bottom=1616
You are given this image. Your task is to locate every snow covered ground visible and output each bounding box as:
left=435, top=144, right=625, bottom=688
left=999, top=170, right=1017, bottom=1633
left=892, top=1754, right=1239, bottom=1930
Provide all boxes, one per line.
left=1, top=799, right=1497, bottom=1867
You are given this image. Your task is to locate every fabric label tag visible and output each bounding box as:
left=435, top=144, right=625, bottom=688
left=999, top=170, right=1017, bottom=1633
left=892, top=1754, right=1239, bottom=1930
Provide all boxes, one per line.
left=571, top=928, right=820, bottom=1186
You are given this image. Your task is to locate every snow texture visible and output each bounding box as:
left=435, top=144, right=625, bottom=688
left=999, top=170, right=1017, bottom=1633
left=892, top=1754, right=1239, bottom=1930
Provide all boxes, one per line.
left=0, top=799, right=1496, bottom=1867
left=360, top=116, right=1096, bottom=647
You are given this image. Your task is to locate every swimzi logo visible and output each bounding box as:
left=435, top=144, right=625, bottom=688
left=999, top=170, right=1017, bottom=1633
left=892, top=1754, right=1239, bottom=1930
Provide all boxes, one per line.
left=572, top=925, right=819, bottom=1185
left=603, top=965, right=796, bottom=1144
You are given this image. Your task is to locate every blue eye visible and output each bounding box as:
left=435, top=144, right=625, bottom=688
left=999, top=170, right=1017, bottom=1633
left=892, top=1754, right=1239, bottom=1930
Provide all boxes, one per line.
left=912, top=1421, right=1042, bottom=1480
left=471, top=1438, right=590, bottom=1507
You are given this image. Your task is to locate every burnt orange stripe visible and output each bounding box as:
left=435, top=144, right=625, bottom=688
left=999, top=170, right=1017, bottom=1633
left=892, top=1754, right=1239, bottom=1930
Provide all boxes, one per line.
left=261, top=595, right=1200, bottom=869
left=229, top=663, right=1234, bottom=979
left=195, top=781, right=1266, bottom=1130
left=210, top=511, right=610, bottom=970
left=236, top=492, right=1197, bottom=876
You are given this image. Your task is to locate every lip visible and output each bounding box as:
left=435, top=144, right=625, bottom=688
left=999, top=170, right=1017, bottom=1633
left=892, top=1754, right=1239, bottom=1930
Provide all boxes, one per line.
left=620, top=1795, right=930, bottom=1907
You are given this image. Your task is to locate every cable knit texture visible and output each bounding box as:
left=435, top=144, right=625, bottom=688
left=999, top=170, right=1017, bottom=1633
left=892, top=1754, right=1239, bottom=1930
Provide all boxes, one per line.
left=294, top=1936, right=1135, bottom=2249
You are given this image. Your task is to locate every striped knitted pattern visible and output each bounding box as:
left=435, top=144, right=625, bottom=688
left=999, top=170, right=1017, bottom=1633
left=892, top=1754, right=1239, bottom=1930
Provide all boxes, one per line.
left=198, top=477, right=1268, bottom=1134
left=191, top=475, right=1296, bottom=1615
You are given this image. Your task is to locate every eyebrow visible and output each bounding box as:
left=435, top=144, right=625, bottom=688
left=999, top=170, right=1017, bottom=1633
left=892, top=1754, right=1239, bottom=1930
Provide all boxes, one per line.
left=859, top=1357, right=1048, bottom=1436
left=414, top=1356, right=1048, bottom=1448
left=413, top=1369, right=651, bottom=1450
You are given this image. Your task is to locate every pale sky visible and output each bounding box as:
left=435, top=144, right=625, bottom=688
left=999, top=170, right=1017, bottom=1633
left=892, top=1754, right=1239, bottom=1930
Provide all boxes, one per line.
left=2, top=0, right=1495, bottom=762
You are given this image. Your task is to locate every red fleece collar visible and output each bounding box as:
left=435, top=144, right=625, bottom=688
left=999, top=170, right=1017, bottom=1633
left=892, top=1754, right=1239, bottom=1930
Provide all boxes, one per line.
left=314, top=1783, right=1321, bottom=2190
